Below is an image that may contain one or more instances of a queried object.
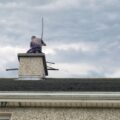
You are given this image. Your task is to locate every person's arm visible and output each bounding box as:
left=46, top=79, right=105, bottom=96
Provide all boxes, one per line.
left=30, top=41, right=32, bottom=48
left=41, top=40, right=46, bottom=46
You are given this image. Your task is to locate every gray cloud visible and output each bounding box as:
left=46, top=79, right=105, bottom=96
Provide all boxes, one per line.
left=0, top=0, right=120, bottom=78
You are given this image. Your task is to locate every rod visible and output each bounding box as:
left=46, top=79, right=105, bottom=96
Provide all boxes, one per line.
left=6, top=68, right=18, bottom=71
left=47, top=68, right=59, bottom=71
left=47, top=66, right=59, bottom=71
left=41, top=17, right=44, bottom=40
left=47, top=61, right=55, bottom=64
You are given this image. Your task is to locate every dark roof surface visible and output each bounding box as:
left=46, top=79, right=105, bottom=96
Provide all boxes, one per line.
left=0, top=78, right=120, bottom=91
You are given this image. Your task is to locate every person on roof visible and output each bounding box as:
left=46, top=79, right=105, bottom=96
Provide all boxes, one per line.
left=27, top=36, right=46, bottom=53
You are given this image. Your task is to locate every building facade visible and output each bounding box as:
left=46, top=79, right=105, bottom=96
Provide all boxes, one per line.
left=1, top=53, right=120, bottom=120
left=0, top=79, right=120, bottom=120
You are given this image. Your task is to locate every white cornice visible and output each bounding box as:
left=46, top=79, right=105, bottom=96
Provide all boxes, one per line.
left=0, top=92, right=120, bottom=108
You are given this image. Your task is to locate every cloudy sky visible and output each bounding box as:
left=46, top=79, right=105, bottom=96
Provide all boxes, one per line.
left=0, top=0, right=120, bottom=78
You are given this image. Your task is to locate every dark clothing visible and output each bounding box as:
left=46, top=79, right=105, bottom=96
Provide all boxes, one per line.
left=30, top=41, right=41, bottom=48
left=27, top=47, right=41, bottom=53
left=27, top=37, right=46, bottom=53
left=27, top=41, right=42, bottom=53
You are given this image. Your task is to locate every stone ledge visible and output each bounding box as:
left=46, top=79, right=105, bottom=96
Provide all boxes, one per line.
left=17, top=75, right=45, bottom=80
left=1, top=92, right=120, bottom=108
left=18, top=53, right=45, bottom=58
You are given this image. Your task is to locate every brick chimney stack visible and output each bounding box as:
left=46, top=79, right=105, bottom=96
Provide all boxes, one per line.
left=18, top=53, right=48, bottom=80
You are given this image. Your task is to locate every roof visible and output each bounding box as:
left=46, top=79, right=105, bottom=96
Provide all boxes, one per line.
left=0, top=78, right=120, bottom=91
left=1, top=78, right=120, bottom=108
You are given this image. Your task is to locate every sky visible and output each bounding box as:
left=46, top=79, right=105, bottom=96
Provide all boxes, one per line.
left=0, top=0, right=120, bottom=78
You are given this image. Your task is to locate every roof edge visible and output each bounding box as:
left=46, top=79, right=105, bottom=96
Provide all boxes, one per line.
left=0, top=92, right=120, bottom=108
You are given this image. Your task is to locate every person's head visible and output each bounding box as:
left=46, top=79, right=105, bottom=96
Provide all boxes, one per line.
left=31, top=36, right=36, bottom=40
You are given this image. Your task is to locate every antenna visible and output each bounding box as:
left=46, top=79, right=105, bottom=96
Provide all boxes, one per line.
left=47, top=66, right=59, bottom=71
left=47, top=61, right=55, bottom=64
left=41, top=17, right=44, bottom=40
left=6, top=68, right=18, bottom=71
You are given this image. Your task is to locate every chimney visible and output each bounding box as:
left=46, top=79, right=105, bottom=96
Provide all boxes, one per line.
left=18, top=53, right=48, bottom=80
